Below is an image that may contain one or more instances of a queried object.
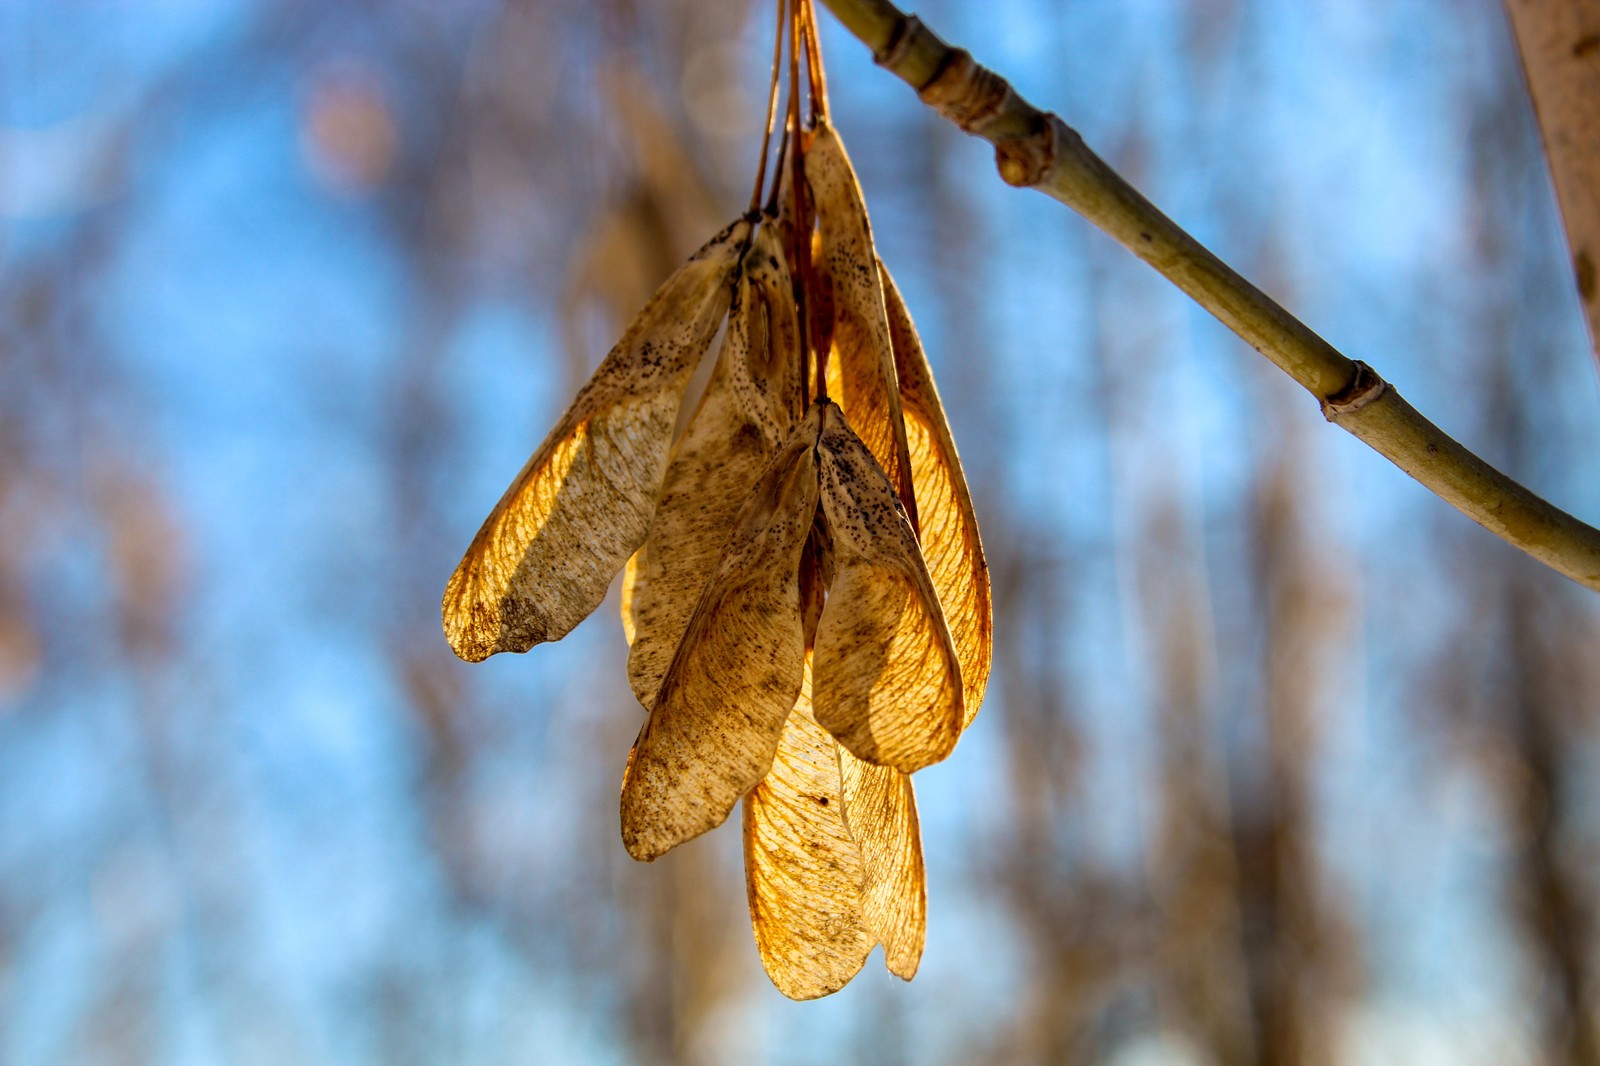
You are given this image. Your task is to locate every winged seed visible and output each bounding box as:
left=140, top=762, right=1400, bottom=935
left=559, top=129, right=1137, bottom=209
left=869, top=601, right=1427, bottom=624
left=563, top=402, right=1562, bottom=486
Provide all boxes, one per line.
left=626, top=224, right=803, bottom=706
left=879, top=261, right=994, bottom=725
left=443, top=218, right=752, bottom=663
left=812, top=402, right=963, bottom=772
left=743, top=662, right=875, bottom=1000
left=839, top=746, right=927, bottom=979
left=805, top=122, right=919, bottom=528
left=619, top=409, right=823, bottom=861
left=444, top=107, right=988, bottom=1005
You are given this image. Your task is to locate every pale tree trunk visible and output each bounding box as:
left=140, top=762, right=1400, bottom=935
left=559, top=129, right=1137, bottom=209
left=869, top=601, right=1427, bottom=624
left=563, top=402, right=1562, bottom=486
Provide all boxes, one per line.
left=1503, top=0, right=1600, bottom=368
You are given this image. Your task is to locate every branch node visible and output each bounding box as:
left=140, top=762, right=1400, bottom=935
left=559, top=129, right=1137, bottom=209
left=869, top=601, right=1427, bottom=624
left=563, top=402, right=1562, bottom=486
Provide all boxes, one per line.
left=995, top=120, right=1057, bottom=188
left=1320, top=360, right=1389, bottom=421
left=917, top=48, right=1013, bottom=135
left=875, top=14, right=927, bottom=78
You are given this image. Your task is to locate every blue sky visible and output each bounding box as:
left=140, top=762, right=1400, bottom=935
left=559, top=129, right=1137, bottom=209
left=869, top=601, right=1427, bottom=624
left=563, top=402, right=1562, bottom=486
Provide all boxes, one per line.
left=3, top=1, right=1599, bottom=1063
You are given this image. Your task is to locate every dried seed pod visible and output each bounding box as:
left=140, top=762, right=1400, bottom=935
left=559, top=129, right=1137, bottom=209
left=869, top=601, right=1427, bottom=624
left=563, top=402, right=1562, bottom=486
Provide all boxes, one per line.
left=743, top=661, right=874, bottom=1000
left=839, top=748, right=926, bottom=979
left=746, top=664, right=928, bottom=997
left=444, top=218, right=753, bottom=663
left=620, top=408, right=824, bottom=861
left=805, top=121, right=918, bottom=526
left=879, top=262, right=992, bottom=725
left=812, top=402, right=962, bottom=772
left=626, top=223, right=803, bottom=706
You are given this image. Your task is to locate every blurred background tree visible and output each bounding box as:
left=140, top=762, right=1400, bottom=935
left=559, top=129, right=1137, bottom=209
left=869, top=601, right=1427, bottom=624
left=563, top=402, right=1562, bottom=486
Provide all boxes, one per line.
left=2, top=1, right=1598, bottom=1064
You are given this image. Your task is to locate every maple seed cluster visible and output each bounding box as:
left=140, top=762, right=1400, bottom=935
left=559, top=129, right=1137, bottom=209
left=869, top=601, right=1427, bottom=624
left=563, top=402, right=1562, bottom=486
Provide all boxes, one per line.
left=442, top=0, right=990, bottom=1000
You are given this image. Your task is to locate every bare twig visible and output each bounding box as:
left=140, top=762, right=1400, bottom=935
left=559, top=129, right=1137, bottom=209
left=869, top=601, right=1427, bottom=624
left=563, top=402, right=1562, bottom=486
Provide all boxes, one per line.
left=816, top=0, right=1600, bottom=593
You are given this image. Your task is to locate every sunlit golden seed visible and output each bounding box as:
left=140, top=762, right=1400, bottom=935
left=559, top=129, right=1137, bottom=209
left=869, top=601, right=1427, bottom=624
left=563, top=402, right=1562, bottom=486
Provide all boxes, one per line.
left=443, top=217, right=752, bottom=663
left=444, top=0, right=986, bottom=1002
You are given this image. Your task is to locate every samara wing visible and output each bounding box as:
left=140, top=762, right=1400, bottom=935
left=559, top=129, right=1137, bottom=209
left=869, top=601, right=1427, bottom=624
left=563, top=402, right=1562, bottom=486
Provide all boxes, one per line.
left=620, top=408, right=823, bottom=861
left=443, top=218, right=751, bottom=662
left=744, top=661, right=874, bottom=999
left=626, top=223, right=802, bottom=705
left=805, top=122, right=917, bottom=525
left=812, top=402, right=962, bottom=772
left=840, top=749, right=927, bottom=979
left=879, top=262, right=992, bottom=725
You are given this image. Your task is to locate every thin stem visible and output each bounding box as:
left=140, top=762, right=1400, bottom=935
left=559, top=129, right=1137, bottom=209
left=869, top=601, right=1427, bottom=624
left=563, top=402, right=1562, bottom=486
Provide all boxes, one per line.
left=787, top=0, right=825, bottom=407
left=797, top=1, right=831, bottom=402
left=749, top=0, right=788, bottom=215
left=765, top=112, right=792, bottom=217
left=813, top=0, right=1600, bottom=593
left=802, top=0, right=830, bottom=122
left=788, top=0, right=803, bottom=154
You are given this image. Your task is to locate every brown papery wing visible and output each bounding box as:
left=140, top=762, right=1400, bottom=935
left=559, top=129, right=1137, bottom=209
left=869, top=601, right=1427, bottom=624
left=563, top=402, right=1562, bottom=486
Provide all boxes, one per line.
left=839, top=748, right=927, bottom=980
left=443, top=218, right=752, bottom=662
left=804, top=122, right=918, bottom=529
left=812, top=403, right=962, bottom=772
left=619, top=550, right=643, bottom=648
left=620, top=408, right=823, bottom=861
left=625, top=224, right=803, bottom=706
left=743, top=661, right=874, bottom=1000
left=878, top=263, right=992, bottom=726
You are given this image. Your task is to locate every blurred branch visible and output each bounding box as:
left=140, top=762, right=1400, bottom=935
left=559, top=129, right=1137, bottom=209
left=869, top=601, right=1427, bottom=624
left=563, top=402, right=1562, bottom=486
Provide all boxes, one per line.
left=1504, top=586, right=1600, bottom=1066
left=817, top=0, right=1600, bottom=594
left=1503, top=0, right=1600, bottom=367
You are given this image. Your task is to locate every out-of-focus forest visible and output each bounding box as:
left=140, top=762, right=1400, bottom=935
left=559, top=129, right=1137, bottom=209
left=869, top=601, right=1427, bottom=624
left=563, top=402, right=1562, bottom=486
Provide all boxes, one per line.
left=4, top=1, right=1600, bottom=1063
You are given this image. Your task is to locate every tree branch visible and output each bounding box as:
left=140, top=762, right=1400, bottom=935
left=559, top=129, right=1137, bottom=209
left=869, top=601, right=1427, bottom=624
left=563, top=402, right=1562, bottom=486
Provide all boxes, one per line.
left=816, top=0, right=1600, bottom=592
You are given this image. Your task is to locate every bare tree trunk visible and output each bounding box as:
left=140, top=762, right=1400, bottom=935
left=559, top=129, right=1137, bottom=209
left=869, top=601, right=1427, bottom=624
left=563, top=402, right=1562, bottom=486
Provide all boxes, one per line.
left=1230, top=452, right=1353, bottom=1066
left=1144, top=513, right=1255, bottom=1066
left=1447, top=42, right=1600, bottom=1065
left=1503, top=0, right=1600, bottom=366
left=1503, top=581, right=1600, bottom=1066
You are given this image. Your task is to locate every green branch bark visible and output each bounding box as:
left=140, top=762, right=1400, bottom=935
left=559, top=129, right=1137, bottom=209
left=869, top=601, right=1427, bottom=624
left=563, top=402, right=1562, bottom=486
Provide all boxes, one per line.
left=816, top=0, right=1600, bottom=592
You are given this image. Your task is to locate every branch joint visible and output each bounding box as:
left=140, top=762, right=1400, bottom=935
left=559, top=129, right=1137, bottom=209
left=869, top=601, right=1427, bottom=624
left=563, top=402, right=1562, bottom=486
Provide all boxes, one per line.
left=1320, top=360, right=1389, bottom=422
left=917, top=49, right=1009, bottom=133
left=875, top=14, right=935, bottom=82
left=995, top=119, right=1058, bottom=188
